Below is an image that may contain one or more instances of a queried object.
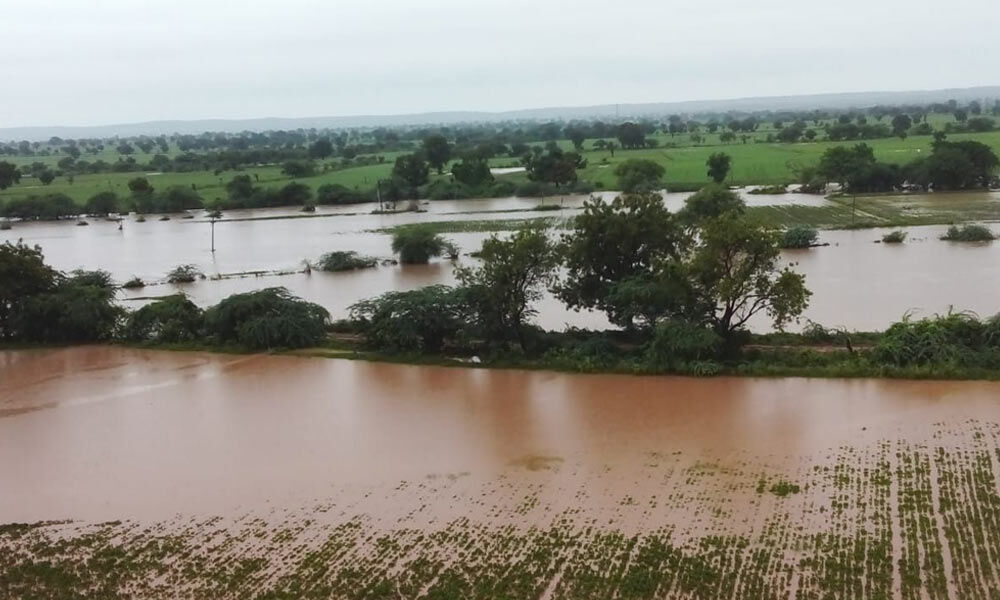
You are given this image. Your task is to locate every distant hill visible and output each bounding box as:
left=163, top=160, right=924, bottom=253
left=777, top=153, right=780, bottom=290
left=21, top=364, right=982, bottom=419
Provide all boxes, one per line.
left=3, top=86, right=999, bottom=141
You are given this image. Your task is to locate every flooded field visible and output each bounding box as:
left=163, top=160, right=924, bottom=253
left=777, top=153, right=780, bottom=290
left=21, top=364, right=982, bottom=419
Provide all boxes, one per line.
left=2, top=346, right=1000, bottom=598
left=3, top=191, right=1000, bottom=332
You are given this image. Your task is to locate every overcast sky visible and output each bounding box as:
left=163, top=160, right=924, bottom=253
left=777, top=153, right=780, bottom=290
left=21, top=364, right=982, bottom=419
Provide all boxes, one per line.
left=3, top=0, right=998, bottom=127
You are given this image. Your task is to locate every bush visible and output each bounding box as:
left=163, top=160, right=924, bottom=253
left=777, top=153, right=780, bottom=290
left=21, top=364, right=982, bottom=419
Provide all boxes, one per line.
left=316, top=251, right=378, bottom=272
left=122, top=276, right=145, bottom=289
left=121, top=294, right=203, bottom=343
left=872, top=311, right=1000, bottom=367
left=12, top=273, right=122, bottom=342
left=646, top=319, right=723, bottom=368
left=882, top=230, right=906, bottom=243
left=281, top=160, right=317, bottom=178
left=167, top=264, right=202, bottom=283
left=940, top=224, right=995, bottom=242
left=316, top=183, right=368, bottom=205
left=349, top=285, right=470, bottom=352
left=780, top=226, right=819, bottom=248
left=203, top=287, right=329, bottom=350
left=390, top=226, right=452, bottom=264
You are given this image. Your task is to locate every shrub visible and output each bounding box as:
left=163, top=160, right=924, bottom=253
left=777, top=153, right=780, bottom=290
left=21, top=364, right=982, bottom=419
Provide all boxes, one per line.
left=646, top=319, right=723, bottom=368
left=940, top=224, right=995, bottom=242
left=121, top=294, right=203, bottom=343
left=780, top=226, right=819, bottom=249
left=872, top=311, right=1000, bottom=367
left=167, top=264, right=202, bottom=283
left=349, top=285, right=469, bottom=352
left=316, top=183, right=367, bottom=205
left=882, top=230, right=906, bottom=243
left=122, top=276, right=145, bottom=289
left=281, top=160, right=317, bottom=177
left=316, top=251, right=378, bottom=272
left=203, top=287, right=329, bottom=350
left=390, top=226, right=452, bottom=264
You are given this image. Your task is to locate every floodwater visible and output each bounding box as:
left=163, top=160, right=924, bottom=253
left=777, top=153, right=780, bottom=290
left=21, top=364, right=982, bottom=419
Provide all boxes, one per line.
left=4, top=347, right=1000, bottom=598
left=2, top=190, right=998, bottom=331
left=1, top=346, right=998, bottom=524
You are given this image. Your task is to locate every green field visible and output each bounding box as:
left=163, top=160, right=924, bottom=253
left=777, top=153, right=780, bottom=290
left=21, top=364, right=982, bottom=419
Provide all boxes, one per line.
left=3, top=124, right=1000, bottom=209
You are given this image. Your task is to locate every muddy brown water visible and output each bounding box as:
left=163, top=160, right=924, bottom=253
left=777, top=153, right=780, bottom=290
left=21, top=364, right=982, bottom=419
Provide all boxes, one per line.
left=2, top=191, right=999, bottom=331
left=1, top=346, right=998, bottom=525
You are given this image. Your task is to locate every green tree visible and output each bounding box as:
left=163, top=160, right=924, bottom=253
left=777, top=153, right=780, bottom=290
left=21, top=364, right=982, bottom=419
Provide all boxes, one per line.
left=37, top=169, right=56, bottom=185
left=85, top=191, right=121, bottom=215
left=226, top=174, right=256, bottom=201
left=616, top=122, right=646, bottom=149
left=0, top=241, right=59, bottom=339
left=566, top=127, right=586, bottom=150
left=308, top=139, right=333, bottom=159
left=816, top=143, right=876, bottom=189
left=677, top=183, right=745, bottom=226
left=456, top=226, right=558, bottom=348
left=689, top=213, right=811, bottom=344
left=891, top=114, right=912, bottom=138
left=451, top=158, right=494, bottom=187
left=12, top=269, right=122, bottom=343
left=705, top=153, right=732, bottom=183
left=392, top=153, right=430, bottom=192
left=525, top=148, right=585, bottom=188
left=422, top=135, right=451, bottom=174
left=159, top=186, right=204, bottom=212
left=556, top=192, right=689, bottom=329
left=613, top=159, right=665, bottom=192
left=0, top=161, right=20, bottom=190
left=391, top=226, right=452, bottom=264
left=122, top=294, right=204, bottom=343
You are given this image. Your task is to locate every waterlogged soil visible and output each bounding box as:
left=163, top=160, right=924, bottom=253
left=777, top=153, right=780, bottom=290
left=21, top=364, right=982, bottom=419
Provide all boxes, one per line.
left=3, top=346, right=1000, bottom=598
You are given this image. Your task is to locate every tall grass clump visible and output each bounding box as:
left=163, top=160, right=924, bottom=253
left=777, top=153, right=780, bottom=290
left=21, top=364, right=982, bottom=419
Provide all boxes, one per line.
left=940, top=224, right=995, bottom=242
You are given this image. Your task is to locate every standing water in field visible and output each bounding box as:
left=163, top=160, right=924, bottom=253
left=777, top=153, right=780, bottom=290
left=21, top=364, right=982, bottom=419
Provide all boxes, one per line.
left=2, top=346, right=1000, bottom=598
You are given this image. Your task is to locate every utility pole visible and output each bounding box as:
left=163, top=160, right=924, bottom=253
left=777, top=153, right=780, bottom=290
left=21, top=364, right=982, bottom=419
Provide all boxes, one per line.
left=209, top=213, right=219, bottom=253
